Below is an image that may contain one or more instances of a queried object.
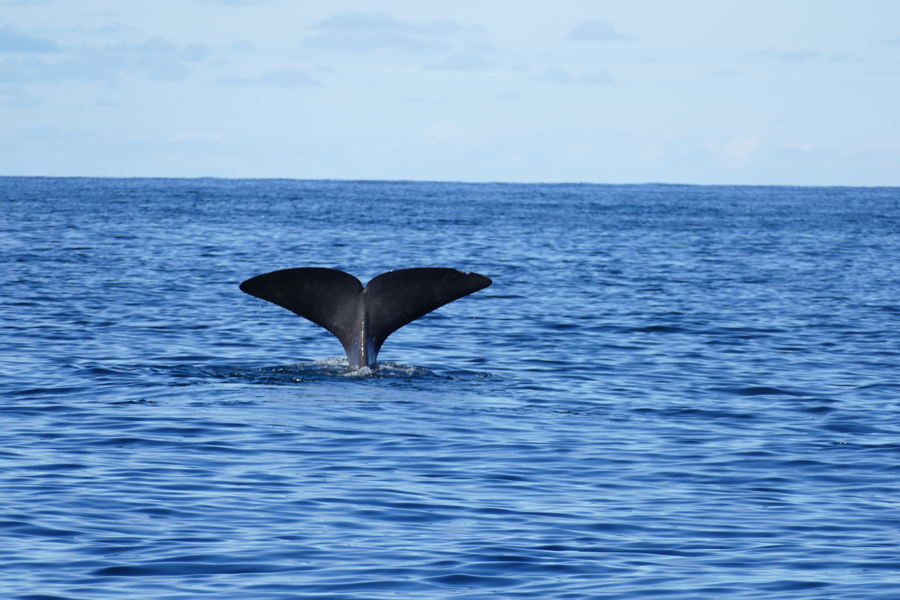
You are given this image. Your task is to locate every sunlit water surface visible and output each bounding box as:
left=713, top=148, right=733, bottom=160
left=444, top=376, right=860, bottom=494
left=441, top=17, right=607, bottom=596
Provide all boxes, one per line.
left=2, top=178, right=900, bottom=599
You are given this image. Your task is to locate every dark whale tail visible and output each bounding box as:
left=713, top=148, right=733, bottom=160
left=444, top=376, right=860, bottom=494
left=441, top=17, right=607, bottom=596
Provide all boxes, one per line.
left=239, top=268, right=492, bottom=368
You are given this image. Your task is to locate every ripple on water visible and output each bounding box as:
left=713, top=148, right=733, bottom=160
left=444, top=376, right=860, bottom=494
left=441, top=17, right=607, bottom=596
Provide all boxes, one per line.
left=2, top=180, right=900, bottom=598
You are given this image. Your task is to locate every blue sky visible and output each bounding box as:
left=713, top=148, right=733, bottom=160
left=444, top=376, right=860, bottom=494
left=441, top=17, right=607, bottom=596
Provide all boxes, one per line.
left=1, top=0, right=898, bottom=185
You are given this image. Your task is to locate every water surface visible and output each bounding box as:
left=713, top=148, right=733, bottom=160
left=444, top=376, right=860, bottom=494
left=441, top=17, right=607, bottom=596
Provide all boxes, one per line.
left=2, top=178, right=900, bottom=598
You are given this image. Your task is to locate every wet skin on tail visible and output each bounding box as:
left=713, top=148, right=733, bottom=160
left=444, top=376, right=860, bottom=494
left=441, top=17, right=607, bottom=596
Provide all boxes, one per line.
left=239, top=267, right=492, bottom=368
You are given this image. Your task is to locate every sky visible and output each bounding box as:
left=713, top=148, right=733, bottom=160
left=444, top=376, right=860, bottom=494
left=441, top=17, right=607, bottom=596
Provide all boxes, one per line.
left=1, top=0, right=899, bottom=185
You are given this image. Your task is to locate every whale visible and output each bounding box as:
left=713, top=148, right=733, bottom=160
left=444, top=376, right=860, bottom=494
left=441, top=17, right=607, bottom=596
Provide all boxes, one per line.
left=240, top=267, right=492, bottom=368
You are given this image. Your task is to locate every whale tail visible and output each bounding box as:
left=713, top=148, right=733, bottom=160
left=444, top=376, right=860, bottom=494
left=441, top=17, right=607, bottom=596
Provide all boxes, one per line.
left=239, top=268, right=492, bottom=368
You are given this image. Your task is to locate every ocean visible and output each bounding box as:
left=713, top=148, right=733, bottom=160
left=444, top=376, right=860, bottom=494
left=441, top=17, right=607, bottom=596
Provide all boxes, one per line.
left=2, top=177, right=900, bottom=599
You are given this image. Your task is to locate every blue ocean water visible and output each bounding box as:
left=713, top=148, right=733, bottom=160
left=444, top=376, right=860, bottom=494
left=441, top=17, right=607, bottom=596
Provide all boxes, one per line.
left=2, top=177, right=900, bottom=599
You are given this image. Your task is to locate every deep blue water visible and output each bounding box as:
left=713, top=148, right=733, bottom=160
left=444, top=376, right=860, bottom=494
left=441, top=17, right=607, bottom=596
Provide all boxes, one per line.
left=2, top=177, right=900, bottom=599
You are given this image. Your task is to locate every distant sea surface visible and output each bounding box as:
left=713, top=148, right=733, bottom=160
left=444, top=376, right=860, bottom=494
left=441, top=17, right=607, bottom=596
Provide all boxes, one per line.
left=3, top=177, right=900, bottom=599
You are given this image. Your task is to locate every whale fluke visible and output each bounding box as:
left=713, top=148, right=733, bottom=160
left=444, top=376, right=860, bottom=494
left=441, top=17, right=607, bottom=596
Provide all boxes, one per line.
left=239, top=268, right=492, bottom=368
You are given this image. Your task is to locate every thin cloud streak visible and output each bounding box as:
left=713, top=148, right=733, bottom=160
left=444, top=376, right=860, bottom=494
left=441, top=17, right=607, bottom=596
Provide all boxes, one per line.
left=303, top=12, right=467, bottom=53
left=423, top=52, right=491, bottom=70
left=533, top=67, right=615, bottom=85
left=0, top=36, right=209, bottom=84
left=216, top=67, right=320, bottom=87
left=772, top=49, right=862, bottom=63
left=0, top=26, right=59, bottom=52
left=566, top=21, right=634, bottom=42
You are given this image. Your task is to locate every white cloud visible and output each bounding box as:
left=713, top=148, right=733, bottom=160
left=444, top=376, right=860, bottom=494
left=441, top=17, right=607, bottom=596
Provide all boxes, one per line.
left=303, top=12, right=466, bottom=53
left=581, top=70, right=615, bottom=85
left=259, top=66, right=319, bottom=86
left=89, top=23, right=137, bottom=36
left=0, top=0, right=51, bottom=6
left=533, top=67, right=615, bottom=85
left=566, top=21, right=634, bottom=42
left=0, top=37, right=210, bottom=84
left=169, top=131, right=227, bottom=145
left=641, top=141, right=666, bottom=161
left=468, top=41, right=497, bottom=53
left=427, top=121, right=467, bottom=143
left=228, top=39, right=255, bottom=52
left=198, top=0, right=272, bottom=5
left=424, top=52, right=491, bottom=70
left=0, top=26, right=59, bottom=52
left=0, top=83, right=40, bottom=106
left=534, top=67, right=573, bottom=84
left=778, top=49, right=822, bottom=62
left=783, top=141, right=827, bottom=153
left=215, top=66, right=319, bottom=87
left=705, top=136, right=761, bottom=164
left=138, top=37, right=209, bottom=62
left=724, top=137, right=760, bottom=160
left=846, top=141, right=900, bottom=161
left=772, top=49, right=862, bottom=63
left=93, top=93, right=120, bottom=107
